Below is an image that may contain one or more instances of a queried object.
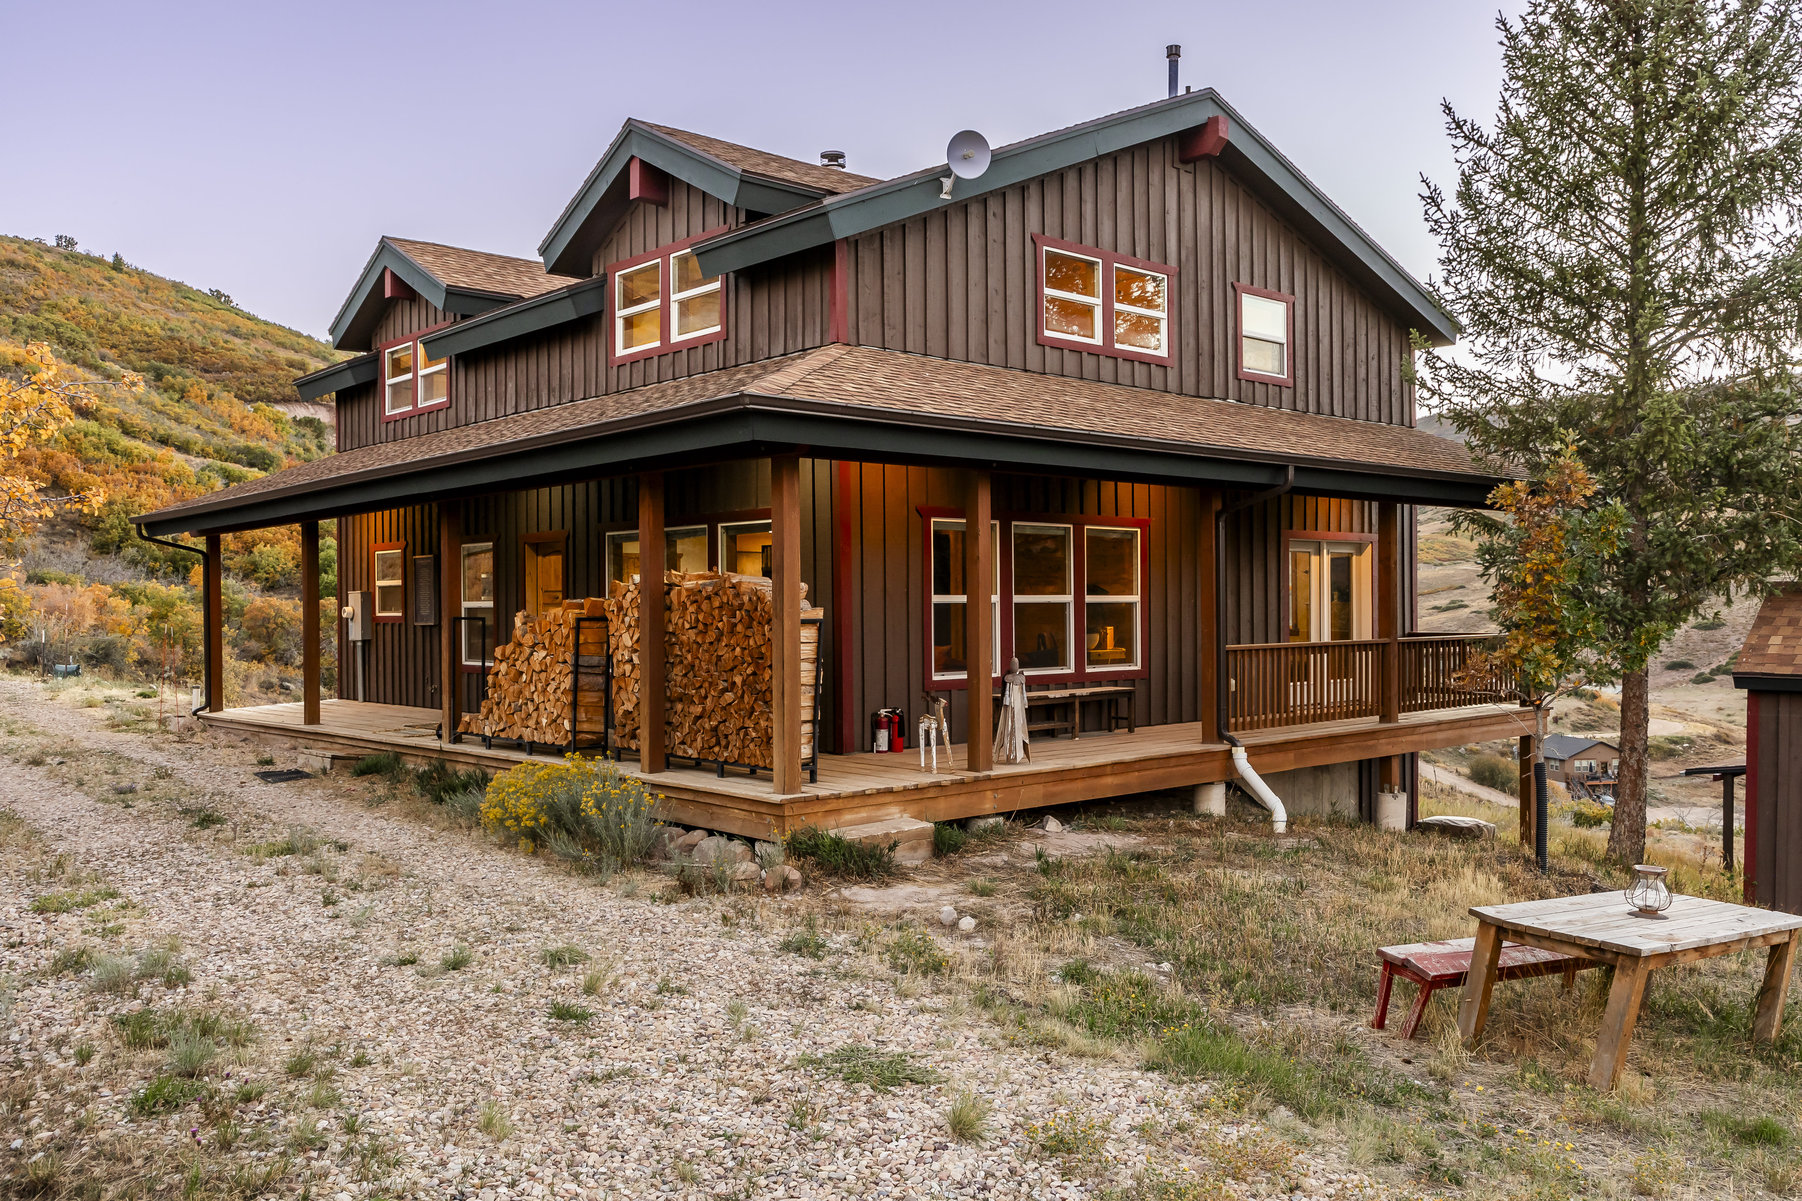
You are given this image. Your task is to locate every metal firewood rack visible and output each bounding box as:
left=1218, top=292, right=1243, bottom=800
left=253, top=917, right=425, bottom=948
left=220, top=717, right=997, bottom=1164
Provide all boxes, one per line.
left=660, top=614, right=823, bottom=784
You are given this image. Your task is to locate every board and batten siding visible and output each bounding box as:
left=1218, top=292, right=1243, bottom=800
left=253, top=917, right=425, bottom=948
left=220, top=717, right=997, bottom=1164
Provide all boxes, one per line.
left=337, top=502, right=441, bottom=710
left=1748, top=690, right=1802, bottom=915
left=839, top=136, right=1418, bottom=426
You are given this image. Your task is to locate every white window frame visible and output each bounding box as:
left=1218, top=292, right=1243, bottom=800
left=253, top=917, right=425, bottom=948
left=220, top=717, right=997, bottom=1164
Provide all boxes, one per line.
left=606, top=525, right=708, bottom=583
left=1040, top=246, right=1104, bottom=347
left=929, top=518, right=1001, bottom=682
left=1240, top=291, right=1291, bottom=380
left=415, top=341, right=448, bottom=408
left=1082, top=524, right=1141, bottom=673
left=669, top=250, right=723, bottom=345
left=1011, top=522, right=1075, bottom=676
left=383, top=343, right=415, bottom=416
left=373, top=548, right=405, bottom=618
left=1112, top=266, right=1169, bottom=356
left=459, top=541, right=494, bottom=667
left=1286, top=539, right=1373, bottom=643
left=614, top=260, right=664, bottom=354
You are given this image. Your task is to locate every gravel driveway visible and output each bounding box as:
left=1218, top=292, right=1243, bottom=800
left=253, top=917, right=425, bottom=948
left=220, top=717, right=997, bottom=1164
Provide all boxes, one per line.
left=0, top=677, right=1394, bottom=1199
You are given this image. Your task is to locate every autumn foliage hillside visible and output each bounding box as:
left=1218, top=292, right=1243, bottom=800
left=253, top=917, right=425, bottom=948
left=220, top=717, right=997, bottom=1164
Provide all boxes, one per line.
left=0, top=234, right=344, bottom=697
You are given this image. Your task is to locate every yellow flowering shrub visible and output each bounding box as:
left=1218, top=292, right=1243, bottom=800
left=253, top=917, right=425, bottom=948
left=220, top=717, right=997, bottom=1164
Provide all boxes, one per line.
left=480, top=755, right=663, bottom=868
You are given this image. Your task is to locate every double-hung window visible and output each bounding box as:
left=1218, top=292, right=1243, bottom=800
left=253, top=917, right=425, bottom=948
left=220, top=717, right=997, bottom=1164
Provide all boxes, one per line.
left=929, top=518, right=1000, bottom=681
left=1012, top=524, right=1073, bottom=673
left=382, top=333, right=449, bottom=418
left=1083, top=526, right=1140, bottom=672
left=460, top=541, right=494, bottom=666
left=373, top=546, right=405, bottom=620
left=1235, top=284, right=1294, bottom=386
left=608, top=233, right=728, bottom=365
left=1034, top=234, right=1173, bottom=365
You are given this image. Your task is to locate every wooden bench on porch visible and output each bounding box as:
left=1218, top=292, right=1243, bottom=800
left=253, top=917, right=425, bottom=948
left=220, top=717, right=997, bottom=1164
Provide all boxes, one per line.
left=1373, top=936, right=1594, bottom=1040
left=994, top=684, right=1136, bottom=740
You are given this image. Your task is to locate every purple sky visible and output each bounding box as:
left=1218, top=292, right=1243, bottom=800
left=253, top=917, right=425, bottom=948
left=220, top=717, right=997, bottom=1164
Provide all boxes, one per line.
left=6, top=0, right=1516, bottom=343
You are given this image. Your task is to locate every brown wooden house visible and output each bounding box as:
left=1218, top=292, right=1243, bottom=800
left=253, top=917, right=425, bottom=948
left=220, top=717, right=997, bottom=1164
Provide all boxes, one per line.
left=135, top=91, right=1527, bottom=837
left=1734, top=586, right=1802, bottom=912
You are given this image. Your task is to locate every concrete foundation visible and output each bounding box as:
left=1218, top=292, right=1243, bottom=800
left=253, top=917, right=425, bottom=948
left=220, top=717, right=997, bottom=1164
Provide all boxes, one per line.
left=1192, top=781, right=1226, bottom=817
left=1254, top=761, right=1360, bottom=820
left=1376, top=789, right=1408, bottom=831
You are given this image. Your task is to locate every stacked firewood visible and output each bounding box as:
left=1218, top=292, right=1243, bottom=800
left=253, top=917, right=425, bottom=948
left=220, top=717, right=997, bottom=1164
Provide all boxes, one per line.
left=458, top=598, right=607, bottom=744
left=606, top=570, right=820, bottom=768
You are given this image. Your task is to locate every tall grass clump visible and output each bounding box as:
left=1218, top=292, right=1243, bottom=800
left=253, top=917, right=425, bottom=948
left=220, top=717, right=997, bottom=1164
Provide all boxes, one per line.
left=350, top=751, right=408, bottom=780
left=480, top=755, right=663, bottom=873
left=414, top=759, right=489, bottom=805
left=1467, top=753, right=1516, bottom=793
left=785, top=826, right=896, bottom=881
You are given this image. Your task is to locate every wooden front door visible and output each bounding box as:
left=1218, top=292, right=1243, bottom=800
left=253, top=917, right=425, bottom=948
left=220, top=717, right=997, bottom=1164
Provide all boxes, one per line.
left=523, top=533, right=566, bottom=617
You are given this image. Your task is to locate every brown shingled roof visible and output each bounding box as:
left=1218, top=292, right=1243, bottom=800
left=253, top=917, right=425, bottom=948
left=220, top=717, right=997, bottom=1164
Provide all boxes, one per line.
left=140, top=347, right=1491, bottom=530
left=387, top=237, right=580, bottom=299
left=642, top=123, right=880, bottom=194
left=1737, top=586, right=1802, bottom=678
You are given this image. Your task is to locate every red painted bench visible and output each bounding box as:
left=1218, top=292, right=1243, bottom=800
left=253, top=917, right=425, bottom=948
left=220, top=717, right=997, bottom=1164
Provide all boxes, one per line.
left=1373, top=937, right=1596, bottom=1040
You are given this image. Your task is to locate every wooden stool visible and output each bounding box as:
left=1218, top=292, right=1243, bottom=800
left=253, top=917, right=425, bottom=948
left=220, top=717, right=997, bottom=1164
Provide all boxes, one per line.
left=1374, top=936, right=1592, bottom=1040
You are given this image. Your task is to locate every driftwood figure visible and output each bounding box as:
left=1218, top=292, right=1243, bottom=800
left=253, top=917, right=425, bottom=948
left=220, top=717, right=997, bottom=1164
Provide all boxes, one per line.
left=995, top=656, right=1030, bottom=764
left=919, top=693, right=951, bottom=772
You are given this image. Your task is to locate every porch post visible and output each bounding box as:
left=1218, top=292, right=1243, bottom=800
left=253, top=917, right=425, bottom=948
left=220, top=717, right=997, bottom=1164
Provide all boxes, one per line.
left=301, top=521, right=321, bottom=726
left=1377, top=502, right=1401, bottom=724
left=1199, top=489, right=1221, bottom=742
left=203, top=533, right=224, bottom=714
left=437, top=505, right=460, bottom=741
left=1518, top=733, right=1536, bottom=847
left=638, top=471, right=667, bottom=774
left=771, top=455, right=804, bottom=794
left=964, top=469, right=993, bottom=773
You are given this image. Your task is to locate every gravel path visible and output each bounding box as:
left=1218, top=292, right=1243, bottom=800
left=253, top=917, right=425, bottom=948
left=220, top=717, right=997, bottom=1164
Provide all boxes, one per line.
left=0, top=678, right=1397, bottom=1199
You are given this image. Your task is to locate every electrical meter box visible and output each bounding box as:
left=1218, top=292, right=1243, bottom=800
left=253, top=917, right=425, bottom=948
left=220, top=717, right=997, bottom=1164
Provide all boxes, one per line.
left=343, top=591, right=373, bottom=642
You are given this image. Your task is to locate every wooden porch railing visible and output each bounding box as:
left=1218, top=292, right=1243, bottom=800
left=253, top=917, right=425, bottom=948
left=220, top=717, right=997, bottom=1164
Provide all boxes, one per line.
left=1226, top=634, right=1517, bottom=733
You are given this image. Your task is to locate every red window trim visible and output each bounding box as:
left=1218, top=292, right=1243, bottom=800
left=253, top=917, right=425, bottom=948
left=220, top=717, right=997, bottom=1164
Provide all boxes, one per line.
left=919, top=506, right=1152, bottom=692
left=371, top=540, right=406, bottom=624
left=377, top=320, right=456, bottom=423
left=1032, top=233, right=1176, bottom=367
left=1233, top=282, right=1296, bottom=388
left=606, top=227, right=731, bottom=368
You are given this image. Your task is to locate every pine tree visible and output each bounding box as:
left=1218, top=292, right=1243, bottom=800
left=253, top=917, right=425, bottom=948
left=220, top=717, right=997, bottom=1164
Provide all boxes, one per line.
left=1421, top=0, right=1802, bottom=864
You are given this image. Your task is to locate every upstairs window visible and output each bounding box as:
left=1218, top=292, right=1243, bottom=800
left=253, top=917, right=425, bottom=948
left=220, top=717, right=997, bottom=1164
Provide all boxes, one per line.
left=381, top=328, right=450, bottom=419
left=1033, top=234, right=1173, bottom=365
left=1235, top=284, right=1294, bottom=386
left=608, top=232, right=728, bottom=366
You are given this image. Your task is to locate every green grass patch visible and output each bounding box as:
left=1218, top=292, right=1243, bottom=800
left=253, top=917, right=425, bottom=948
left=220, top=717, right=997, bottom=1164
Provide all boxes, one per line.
left=933, top=822, right=969, bottom=856
left=540, top=944, right=590, bottom=969
left=548, top=1001, right=593, bottom=1023
left=779, top=916, right=830, bottom=959
left=886, top=927, right=948, bottom=975
left=30, top=885, right=120, bottom=913
left=350, top=751, right=408, bottom=779
left=130, top=1073, right=205, bottom=1115
left=414, top=759, right=489, bottom=804
left=785, top=825, right=897, bottom=880
left=1702, top=1110, right=1793, bottom=1147
left=797, top=1044, right=941, bottom=1091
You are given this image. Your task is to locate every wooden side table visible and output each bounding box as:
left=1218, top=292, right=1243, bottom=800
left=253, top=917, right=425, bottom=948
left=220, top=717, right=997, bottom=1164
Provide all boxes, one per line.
left=1456, top=892, right=1802, bottom=1090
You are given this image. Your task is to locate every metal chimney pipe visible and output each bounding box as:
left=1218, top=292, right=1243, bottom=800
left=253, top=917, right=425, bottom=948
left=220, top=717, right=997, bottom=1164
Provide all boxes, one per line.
left=820, top=150, right=847, bottom=169
left=1166, top=44, right=1181, bottom=98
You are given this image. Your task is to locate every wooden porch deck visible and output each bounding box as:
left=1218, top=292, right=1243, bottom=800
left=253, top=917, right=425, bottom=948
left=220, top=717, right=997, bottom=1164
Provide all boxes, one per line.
left=203, top=698, right=1531, bottom=839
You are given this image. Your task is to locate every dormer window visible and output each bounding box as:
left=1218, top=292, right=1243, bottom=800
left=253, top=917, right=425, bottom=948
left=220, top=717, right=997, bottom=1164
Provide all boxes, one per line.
left=1033, top=234, right=1173, bottom=366
left=1235, top=284, right=1294, bottom=386
left=608, top=232, right=728, bottom=366
left=381, top=327, right=451, bottom=419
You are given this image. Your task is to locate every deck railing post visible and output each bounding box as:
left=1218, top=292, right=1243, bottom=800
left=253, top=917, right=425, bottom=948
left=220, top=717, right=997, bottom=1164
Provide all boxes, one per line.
left=1200, top=489, right=1221, bottom=742
left=301, top=520, right=321, bottom=726
left=437, top=505, right=460, bottom=742
left=203, top=533, right=223, bottom=714
left=964, top=468, right=993, bottom=772
left=638, top=471, right=667, bottom=775
left=770, top=455, right=804, bottom=795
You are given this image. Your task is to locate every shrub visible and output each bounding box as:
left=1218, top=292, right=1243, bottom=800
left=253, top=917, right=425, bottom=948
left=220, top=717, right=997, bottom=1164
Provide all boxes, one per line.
left=886, top=927, right=949, bottom=976
left=785, top=825, right=896, bottom=881
left=351, top=752, right=407, bottom=779
left=933, top=822, right=968, bottom=856
left=480, top=756, right=663, bottom=871
left=1664, top=659, right=1696, bottom=671
left=1570, top=801, right=1612, bottom=829
left=414, top=760, right=488, bottom=805
left=1468, top=753, right=1516, bottom=793
left=1692, top=618, right=1727, bottom=631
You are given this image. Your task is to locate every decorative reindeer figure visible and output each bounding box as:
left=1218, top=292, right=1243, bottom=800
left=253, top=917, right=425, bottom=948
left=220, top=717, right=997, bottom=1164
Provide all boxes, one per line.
left=918, top=693, right=951, bottom=772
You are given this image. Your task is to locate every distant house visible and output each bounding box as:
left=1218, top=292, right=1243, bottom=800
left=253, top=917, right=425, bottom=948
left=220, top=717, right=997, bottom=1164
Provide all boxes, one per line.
left=1541, top=734, right=1619, bottom=789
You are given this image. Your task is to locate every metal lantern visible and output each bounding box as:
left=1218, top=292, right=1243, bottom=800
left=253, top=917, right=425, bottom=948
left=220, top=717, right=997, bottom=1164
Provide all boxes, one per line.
left=1625, top=864, right=1674, bottom=917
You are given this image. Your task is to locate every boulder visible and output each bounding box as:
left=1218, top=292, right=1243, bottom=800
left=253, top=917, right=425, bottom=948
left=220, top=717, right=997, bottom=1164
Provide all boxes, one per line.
left=938, top=905, right=959, bottom=927
left=965, top=815, right=1005, bottom=834
left=692, top=835, right=752, bottom=866
left=762, top=864, right=803, bottom=893
left=672, top=828, right=709, bottom=855
left=957, top=915, right=976, bottom=933
left=726, top=861, right=762, bottom=885
left=1039, top=816, right=1064, bottom=834
left=649, top=827, right=684, bottom=860
left=1415, top=815, right=1497, bottom=841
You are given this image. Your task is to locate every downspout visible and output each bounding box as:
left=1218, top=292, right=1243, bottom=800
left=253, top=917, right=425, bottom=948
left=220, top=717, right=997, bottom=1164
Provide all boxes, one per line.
left=1214, top=467, right=1294, bottom=833
left=134, top=527, right=210, bottom=716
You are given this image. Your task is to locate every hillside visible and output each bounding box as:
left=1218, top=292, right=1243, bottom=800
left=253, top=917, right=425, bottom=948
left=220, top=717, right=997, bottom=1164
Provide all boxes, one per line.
left=0, top=234, right=343, bottom=698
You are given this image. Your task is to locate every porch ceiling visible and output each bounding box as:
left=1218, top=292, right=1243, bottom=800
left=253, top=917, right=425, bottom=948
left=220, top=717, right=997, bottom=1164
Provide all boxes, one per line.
left=135, top=345, right=1507, bottom=536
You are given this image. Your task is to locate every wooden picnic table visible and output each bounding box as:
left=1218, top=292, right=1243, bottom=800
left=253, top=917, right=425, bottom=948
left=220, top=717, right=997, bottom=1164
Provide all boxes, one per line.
left=1457, top=892, right=1802, bottom=1090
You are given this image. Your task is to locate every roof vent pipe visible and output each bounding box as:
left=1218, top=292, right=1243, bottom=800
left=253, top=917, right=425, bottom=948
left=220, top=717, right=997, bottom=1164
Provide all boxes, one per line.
left=1166, top=44, right=1181, bottom=99
left=820, top=150, right=847, bottom=169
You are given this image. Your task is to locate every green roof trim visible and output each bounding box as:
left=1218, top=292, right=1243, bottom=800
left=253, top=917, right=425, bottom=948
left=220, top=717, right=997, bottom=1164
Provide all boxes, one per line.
left=693, top=90, right=1458, bottom=346
left=537, top=121, right=827, bottom=276
left=327, top=238, right=523, bottom=352
left=421, top=277, right=609, bottom=360
left=294, top=352, right=378, bottom=401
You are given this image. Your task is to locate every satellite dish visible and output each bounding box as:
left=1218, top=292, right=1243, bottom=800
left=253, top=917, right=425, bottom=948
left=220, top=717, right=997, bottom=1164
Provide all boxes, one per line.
left=946, top=129, right=992, bottom=179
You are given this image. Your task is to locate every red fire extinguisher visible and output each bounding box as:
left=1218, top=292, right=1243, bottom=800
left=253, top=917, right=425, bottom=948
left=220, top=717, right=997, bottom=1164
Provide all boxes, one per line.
left=871, top=709, right=892, bottom=753
left=889, top=708, right=906, bottom=752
